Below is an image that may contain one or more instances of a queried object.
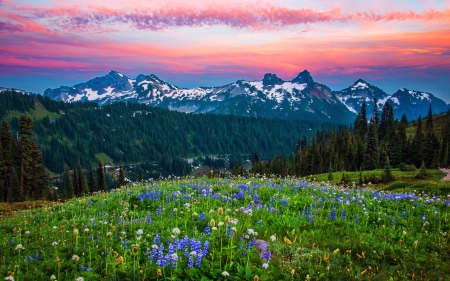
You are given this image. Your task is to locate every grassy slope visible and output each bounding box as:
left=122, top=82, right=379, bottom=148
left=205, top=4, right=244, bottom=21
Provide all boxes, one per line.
left=312, top=168, right=450, bottom=195
left=5, top=102, right=61, bottom=122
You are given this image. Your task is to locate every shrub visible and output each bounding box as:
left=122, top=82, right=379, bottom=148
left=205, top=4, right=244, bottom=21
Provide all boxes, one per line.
left=415, top=161, right=428, bottom=179
left=399, top=163, right=416, bottom=172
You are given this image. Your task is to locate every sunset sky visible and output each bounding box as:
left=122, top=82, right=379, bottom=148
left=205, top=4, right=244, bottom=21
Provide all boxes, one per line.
left=0, top=0, right=449, bottom=101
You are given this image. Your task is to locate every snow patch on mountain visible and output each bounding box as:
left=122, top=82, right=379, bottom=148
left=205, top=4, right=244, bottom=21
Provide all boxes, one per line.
left=352, top=81, right=369, bottom=90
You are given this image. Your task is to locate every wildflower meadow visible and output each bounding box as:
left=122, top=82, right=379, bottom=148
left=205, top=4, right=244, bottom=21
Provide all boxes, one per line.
left=1, top=177, right=449, bottom=280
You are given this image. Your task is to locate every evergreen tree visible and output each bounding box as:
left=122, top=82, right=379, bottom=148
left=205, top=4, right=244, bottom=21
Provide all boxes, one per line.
left=381, top=156, right=395, bottom=183
left=78, top=163, right=89, bottom=195
left=117, top=165, right=125, bottom=188
left=88, top=163, right=96, bottom=193
left=97, top=160, right=106, bottom=192
left=364, top=119, right=379, bottom=170
left=72, top=166, right=80, bottom=196
left=372, top=98, right=379, bottom=128
left=411, top=117, right=424, bottom=167
left=416, top=161, right=428, bottom=179
left=64, top=165, right=74, bottom=198
left=138, top=168, right=143, bottom=183
left=18, top=116, right=34, bottom=200
left=354, top=102, right=368, bottom=139
left=423, top=105, right=440, bottom=168
left=327, top=161, right=333, bottom=181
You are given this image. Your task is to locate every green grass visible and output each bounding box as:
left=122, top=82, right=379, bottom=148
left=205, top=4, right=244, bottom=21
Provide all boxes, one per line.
left=0, top=177, right=448, bottom=281
left=95, top=153, right=114, bottom=164
left=5, top=103, right=61, bottom=122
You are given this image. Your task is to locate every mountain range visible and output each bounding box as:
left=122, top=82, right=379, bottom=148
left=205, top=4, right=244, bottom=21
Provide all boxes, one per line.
left=13, top=70, right=450, bottom=123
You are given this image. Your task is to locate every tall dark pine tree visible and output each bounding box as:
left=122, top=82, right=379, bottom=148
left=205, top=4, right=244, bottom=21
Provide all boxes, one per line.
left=72, top=166, right=80, bottom=196
left=97, top=160, right=106, bottom=192
left=411, top=117, right=424, bottom=168
left=397, top=114, right=408, bottom=164
left=354, top=102, right=368, bottom=139
left=423, top=105, right=440, bottom=168
left=372, top=98, right=379, bottom=128
left=1, top=121, right=19, bottom=202
left=364, top=119, right=379, bottom=170
left=78, top=163, right=89, bottom=195
left=18, top=116, right=34, bottom=200
left=379, top=101, right=394, bottom=141
left=138, top=168, right=143, bottom=183
left=64, top=165, right=74, bottom=198
left=0, top=142, right=4, bottom=202
left=87, top=163, right=96, bottom=193
left=117, top=165, right=125, bottom=188
left=28, top=141, right=48, bottom=199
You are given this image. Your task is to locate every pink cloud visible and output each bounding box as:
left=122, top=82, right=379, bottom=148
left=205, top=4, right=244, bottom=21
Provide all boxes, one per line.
left=2, top=1, right=449, bottom=33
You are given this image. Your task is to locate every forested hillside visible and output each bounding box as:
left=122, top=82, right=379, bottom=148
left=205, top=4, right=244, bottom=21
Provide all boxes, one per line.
left=1, top=90, right=332, bottom=174
left=251, top=101, right=450, bottom=179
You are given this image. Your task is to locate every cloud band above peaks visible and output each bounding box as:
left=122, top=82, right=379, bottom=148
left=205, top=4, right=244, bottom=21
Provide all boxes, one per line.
left=9, top=4, right=450, bottom=33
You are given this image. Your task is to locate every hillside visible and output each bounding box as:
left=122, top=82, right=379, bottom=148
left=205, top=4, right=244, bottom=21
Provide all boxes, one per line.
left=0, top=90, right=333, bottom=175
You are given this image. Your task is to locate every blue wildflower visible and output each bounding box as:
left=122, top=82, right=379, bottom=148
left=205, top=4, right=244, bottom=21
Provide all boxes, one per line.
left=330, top=209, right=336, bottom=220
left=204, top=225, right=211, bottom=236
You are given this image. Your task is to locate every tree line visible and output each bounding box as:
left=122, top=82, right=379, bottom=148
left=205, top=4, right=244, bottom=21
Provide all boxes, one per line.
left=0, top=117, right=48, bottom=202
left=251, top=100, right=448, bottom=179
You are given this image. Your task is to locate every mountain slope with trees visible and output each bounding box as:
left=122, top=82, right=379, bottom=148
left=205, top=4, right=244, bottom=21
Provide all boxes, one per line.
left=251, top=101, right=449, bottom=179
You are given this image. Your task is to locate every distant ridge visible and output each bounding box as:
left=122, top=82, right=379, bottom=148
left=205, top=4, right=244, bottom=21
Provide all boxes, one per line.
left=38, top=70, right=450, bottom=122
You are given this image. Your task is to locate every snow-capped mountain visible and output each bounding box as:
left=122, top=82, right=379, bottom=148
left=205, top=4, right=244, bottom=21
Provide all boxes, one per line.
left=0, top=86, right=31, bottom=95
left=334, top=79, right=390, bottom=116
left=334, top=80, right=449, bottom=121
left=42, top=70, right=449, bottom=123
left=43, top=70, right=356, bottom=123
left=387, top=88, right=449, bottom=120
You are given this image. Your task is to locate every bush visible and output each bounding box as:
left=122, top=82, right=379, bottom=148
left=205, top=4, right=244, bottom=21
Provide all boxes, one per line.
left=399, top=163, right=416, bottom=172
left=415, top=161, right=428, bottom=179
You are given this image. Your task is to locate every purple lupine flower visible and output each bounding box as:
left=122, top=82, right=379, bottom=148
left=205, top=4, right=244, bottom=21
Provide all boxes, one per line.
left=204, top=225, right=211, bottom=236
left=187, top=255, right=194, bottom=268
left=308, top=216, right=314, bottom=223
left=199, top=213, right=206, bottom=221
left=171, top=253, right=178, bottom=268
left=330, top=209, right=336, bottom=220
left=154, top=232, right=161, bottom=244
left=282, top=198, right=287, bottom=207
left=341, top=209, right=346, bottom=219
left=391, top=219, right=395, bottom=227
left=262, top=250, right=271, bottom=261
left=203, top=240, right=209, bottom=253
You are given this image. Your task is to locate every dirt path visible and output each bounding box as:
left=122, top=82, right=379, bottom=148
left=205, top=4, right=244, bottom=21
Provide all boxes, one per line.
left=440, top=168, right=450, bottom=180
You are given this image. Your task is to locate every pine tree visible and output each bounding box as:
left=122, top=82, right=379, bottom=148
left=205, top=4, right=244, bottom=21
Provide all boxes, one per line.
left=411, top=117, right=424, bottom=167
left=64, top=165, right=74, bottom=198
left=0, top=141, right=5, bottom=202
left=327, top=161, right=333, bottom=181
left=416, top=161, right=428, bottom=179
left=87, top=163, right=96, bottom=193
left=354, top=102, right=368, bottom=139
left=364, top=119, right=379, bottom=170
left=117, top=165, right=125, bottom=188
left=97, top=160, right=106, bottom=192
left=72, top=166, right=80, bottom=196
left=138, top=168, right=143, bottom=183
left=78, top=163, right=89, bottom=195
left=381, top=156, right=394, bottom=183
left=18, top=116, right=34, bottom=200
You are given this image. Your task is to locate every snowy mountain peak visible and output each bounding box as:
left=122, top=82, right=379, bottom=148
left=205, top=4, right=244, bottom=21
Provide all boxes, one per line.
left=291, top=69, right=314, bottom=86
left=108, top=70, right=125, bottom=77
left=262, top=73, right=284, bottom=86
left=351, top=79, right=370, bottom=90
